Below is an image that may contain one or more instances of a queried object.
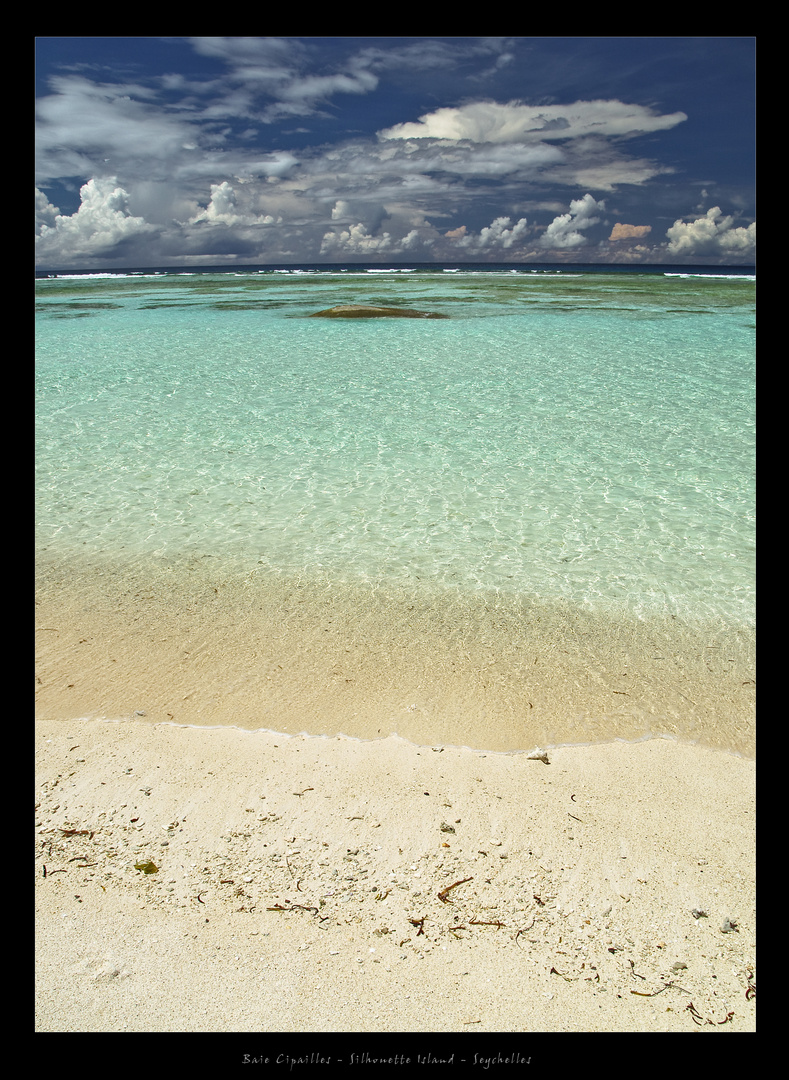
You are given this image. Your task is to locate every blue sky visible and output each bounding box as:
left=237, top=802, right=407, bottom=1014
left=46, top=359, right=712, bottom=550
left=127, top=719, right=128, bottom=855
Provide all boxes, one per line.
left=35, top=37, right=756, bottom=268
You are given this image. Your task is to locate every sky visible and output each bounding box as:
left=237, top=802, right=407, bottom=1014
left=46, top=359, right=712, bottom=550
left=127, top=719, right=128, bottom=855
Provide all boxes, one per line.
left=35, top=36, right=756, bottom=269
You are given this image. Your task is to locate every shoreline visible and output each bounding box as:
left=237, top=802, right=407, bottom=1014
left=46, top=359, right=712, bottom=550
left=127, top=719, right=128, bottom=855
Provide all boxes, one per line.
left=35, top=554, right=755, bottom=758
left=35, top=716, right=755, bottom=1033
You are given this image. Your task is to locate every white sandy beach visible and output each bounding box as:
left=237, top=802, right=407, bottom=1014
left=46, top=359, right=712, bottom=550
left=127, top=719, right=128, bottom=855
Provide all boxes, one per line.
left=35, top=716, right=755, bottom=1035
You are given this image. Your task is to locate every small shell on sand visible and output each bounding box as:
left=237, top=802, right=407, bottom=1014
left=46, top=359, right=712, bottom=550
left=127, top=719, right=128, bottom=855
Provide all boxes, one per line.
left=526, top=748, right=550, bottom=764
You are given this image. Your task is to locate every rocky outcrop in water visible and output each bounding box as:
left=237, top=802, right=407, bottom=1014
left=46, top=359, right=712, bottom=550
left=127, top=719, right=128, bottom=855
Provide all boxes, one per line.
left=309, top=304, right=449, bottom=319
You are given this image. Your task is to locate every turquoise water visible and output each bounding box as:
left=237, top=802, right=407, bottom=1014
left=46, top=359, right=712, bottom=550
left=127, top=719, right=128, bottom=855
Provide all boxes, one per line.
left=36, top=269, right=755, bottom=623
left=35, top=268, right=755, bottom=752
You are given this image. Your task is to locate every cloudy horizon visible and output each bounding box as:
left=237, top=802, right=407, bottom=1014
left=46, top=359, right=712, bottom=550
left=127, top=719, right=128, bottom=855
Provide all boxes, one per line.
left=35, top=37, right=756, bottom=269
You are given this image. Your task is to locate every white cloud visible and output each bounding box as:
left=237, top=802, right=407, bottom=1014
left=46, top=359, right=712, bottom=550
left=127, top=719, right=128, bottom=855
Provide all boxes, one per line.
left=277, top=70, right=379, bottom=105
left=35, top=69, right=302, bottom=196
left=186, top=181, right=275, bottom=228
left=454, top=215, right=530, bottom=252
left=379, top=99, right=687, bottom=144
left=562, top=140, right=674, bottom=192
left=327, top=199, right=390, bottom=236
left=320, top=222, right=392, bottom=255
left=36, top=75, right=197, bottom=184
left=400, top=229, right=424, bottom=250
left=356, top=38, right=516, bottom=78
left=540, top=193, right=605, bottom=249
left=191, top=181, right=243, bottom=225
left=188, top=36, right=378, bottom=122
left=373, top=102, right=680, bottom=196
left=35, top=178, right=155, bottom=263
left=183, top=181, right=288, bottom=242
left=188, top=36, right=299, bottom=68
left=423, top=141, right=564, bottom=178
left=666, top=207, right=755, bottom=256
left=36, top=187, right=59, bottom=230
left=255, top=151, right=301, bottom=179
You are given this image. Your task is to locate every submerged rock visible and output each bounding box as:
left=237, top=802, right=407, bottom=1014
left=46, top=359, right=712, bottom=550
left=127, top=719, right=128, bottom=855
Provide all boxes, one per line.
left=309, top=304, right=449, bottom=319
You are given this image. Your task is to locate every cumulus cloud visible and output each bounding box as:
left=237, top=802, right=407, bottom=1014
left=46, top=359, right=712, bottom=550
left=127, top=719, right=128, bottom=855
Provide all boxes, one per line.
left=35, top=187, right=59, bottom=231
left=35, top=177, right=155, bottom=263
left=327, top=199, right=390, bottom=236
left=609, top=222, right=652, bottom=241
left=191, top=181, right=243, bottom=225
left=454, top=215, right=530, bottom=252
left=379, top=99, right=687, bottom=144
left=188, top=181, right=279, bottom=228
left=399, top=229, right=426, bottom=251
left=540, top=193, right=604, bottom=249
left=318, top=212, right=529, bottom=260
left=666, top=207, right=755, bottom=256
left=320, top=222, right=392, bottom=255
left=612, top=243, right=653, bottom=262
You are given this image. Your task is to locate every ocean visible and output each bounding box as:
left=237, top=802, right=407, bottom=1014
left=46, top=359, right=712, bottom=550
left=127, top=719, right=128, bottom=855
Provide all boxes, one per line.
left=35, top=264, right=755, bottom=755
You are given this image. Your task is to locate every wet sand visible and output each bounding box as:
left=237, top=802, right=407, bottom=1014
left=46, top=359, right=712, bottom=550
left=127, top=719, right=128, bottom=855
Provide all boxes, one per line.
left=34, top=554, right=755, bottom=755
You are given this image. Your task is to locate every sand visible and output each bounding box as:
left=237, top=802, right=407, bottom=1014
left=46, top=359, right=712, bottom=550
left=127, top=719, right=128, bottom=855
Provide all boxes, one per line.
left=35, top=715, right=755, bottom=1036
left=33, top=554, right=756, bottom=757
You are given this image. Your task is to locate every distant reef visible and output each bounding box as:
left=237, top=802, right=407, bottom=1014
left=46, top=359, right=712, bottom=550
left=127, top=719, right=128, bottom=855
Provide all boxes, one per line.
left=309, top=304, right=449, bottom=319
